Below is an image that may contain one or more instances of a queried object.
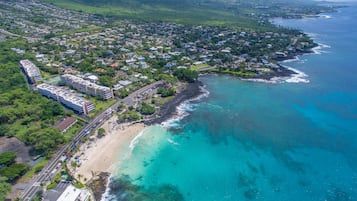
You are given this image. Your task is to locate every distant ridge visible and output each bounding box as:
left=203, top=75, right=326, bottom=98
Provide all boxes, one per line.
left=44, top=0, right=334, bottom=29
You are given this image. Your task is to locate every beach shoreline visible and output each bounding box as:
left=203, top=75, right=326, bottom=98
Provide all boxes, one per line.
left=68, top=80, right=205, bottom=200
left=67, top=117, right=145, bottom=185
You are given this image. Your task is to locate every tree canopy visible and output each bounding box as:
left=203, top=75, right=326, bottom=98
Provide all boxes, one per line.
left=0, top=177, right=11, bottom=201
left=0, top=39, right=66, bottom=156
left=0, top=163, right=28, bottom=182
left=140, top=102, right=155, bottom=115
left=173, top=69, right=198, bottom=83
left=0, top=152, right=16, bottom=166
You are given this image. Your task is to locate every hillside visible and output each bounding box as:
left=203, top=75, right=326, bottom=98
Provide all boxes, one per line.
left=43, top=0, right=335, bottom=29
left=43, top=0, right=272, bottom=29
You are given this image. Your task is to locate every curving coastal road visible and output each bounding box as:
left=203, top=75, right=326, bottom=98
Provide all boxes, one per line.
left=20, top=81, right=163, bottom=201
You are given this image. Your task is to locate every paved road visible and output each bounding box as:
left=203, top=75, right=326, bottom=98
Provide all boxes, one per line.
left=20, top=81, right=163, bottom=200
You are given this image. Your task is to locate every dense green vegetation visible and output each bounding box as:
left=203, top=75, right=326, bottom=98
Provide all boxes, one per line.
left=0, top=152, right=16, bottom=167
left=0, top=163, right=29, bottom=182
left=118, top=110, right=142, bottom=122
left=0, top=152, right=29, bottom=190
left=97, top=128, right=106, bottom=137
left=0, top=177, right=11, bottom=201
left=157, top=87, right=176, bottom=97
left=0, top=39, right=66, bottom=156
left=43, top=0, right=334, bottom=31
left=173, top=69, right=198, bottom=83
left=139, top=102, right=155, bottom=115
left=43, top=0, right=269, bottom=29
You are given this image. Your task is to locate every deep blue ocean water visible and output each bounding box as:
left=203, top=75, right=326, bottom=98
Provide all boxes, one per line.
left=106, top=3, right=357, bottom=201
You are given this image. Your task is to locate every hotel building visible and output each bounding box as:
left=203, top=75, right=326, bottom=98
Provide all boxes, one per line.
left=60, top=74, right=114, bottom=100
left=37, top=83, right=95, bottom=115
left=20, top=60, right=43, bottom=83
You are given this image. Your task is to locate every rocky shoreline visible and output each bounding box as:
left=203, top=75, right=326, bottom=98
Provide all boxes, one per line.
left=82, top=46, right=317, bottom=200
left=145, top=81, right=204, bottom=125
left=88, top=172, right=110, bottom=201
left=86, top=82, right=204, bottom=200
left=85, top=46, right=317, bottom=199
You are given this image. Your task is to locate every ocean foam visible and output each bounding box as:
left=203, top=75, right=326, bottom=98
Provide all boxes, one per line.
left=167, top=138, right=180, bottom=146
left=284, top=66, right=310, bottom=83
left=100, top=175, right=115, bottom=201
left=312, top=43, right=331, bottom=55
left=319, top=14, right=332, bottom=19
left=242, top=66, right=309, bottom=84
left=128, top=129, right=146, bottom=153
left=161, top=85, right=210, bottom=129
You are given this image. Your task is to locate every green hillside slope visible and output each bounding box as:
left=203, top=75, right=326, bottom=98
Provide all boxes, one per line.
left=43, top=0, right=269, bottom=29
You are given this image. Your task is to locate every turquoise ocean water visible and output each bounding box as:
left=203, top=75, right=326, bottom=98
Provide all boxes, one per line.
left=105, top=3, right=357, bottom=201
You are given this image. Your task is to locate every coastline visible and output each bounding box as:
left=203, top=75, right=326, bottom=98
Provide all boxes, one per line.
left=68, top=44, right=323, bottom=200
left=67, top=118, right=145, bottom=200
left=69, top=81, right=205, bottom=200
left=145, top=81, right=204, bottom=125
left=239, top=44, right=322, bottom=83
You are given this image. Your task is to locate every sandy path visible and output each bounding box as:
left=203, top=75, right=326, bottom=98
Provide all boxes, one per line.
left=70, top=116, right=145, bottom=183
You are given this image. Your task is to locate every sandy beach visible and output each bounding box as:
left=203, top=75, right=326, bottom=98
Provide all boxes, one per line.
left=68, top=81, right=203, bottom=187
left=69, top=116, right=145, bottom=183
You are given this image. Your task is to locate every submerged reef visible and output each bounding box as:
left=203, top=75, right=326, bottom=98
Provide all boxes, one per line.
left=106, top=175, right=184, bottom=201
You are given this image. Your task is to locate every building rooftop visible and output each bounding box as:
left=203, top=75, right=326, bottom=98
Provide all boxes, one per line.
left=55, top=116, right=77, bottom=132
left=57, top=185, right=81, bottom=201
left=37, top=83, right=93, bottom=106
left=20, top=59, right=42, bottom=80
left=61, top=74, right=111, bottom=91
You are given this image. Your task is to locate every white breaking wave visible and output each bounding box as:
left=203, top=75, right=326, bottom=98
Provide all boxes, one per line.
left=284, top=67, right=310, bottom=83
left=167, top=138, right=180, bottom=146
left=242, top=66, right=309, bottom=84
left=318, top=14, right=333, bottom=19
left=312, top=43, right=331, bottom=55
left=161, top=85, right=210, bottom=128
left=160, top=102, right=191, bottom=128
left=101, top=175, right=116, bottom=201
left=128, top=129, right=146, bottom=153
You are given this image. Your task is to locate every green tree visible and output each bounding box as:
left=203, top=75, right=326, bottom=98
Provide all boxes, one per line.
left=0, top=164, right=28, bottom=182
left=157, top=87, right=176, bottom=97
left=0, top=152, right=16, bottom=166
left=0, top=176, right=11, bottom=201
left=25, top=127, right=64, bottom=156
left=173, top=69, right=198, bottom=83
left=140, top=103, right=155, bottom=115
left=97, top=128, right=106, bottom=137
left=118, top=111, right=141, bottom=122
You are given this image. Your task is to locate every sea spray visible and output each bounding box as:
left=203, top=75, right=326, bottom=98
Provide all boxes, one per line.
left=161, top=84, right=210, bottom=129
left=128, top=128, right=147, bottom=155
left=241, top=66, right=310, bottom=84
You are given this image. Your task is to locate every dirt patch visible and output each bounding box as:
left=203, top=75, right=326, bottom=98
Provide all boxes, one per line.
left=0, top=136, right=31, bottom=164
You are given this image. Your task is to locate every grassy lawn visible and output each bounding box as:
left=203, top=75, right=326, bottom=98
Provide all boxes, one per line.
left=40, top=71, right=53, bottom=80
left=153, top=95, right=174, bottom=108
left=215, top=69, right=256, bottom=77
left=63, top=122, right=84, bottom=142
left=87, top=97, right=116, bottom=118
left=190, top=63, right=209, bottom=71
left=18, top=158, right=50, bottom=183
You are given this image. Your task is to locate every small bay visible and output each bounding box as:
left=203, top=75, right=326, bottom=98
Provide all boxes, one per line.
left=105, top=3, right=357, bottom=201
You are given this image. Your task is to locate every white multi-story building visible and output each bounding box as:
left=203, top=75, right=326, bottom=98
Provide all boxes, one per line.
left=37, top=83, right=95, bottom=115
left=19, top=60, right=43, bottom=83
left=60, top=74, right=114, bottom=100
